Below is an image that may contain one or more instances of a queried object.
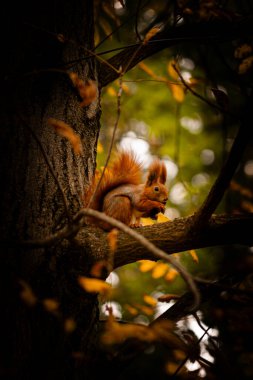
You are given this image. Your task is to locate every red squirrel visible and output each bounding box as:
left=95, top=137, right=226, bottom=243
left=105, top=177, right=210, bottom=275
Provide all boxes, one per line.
left=87, top=150, right=168, bottom=230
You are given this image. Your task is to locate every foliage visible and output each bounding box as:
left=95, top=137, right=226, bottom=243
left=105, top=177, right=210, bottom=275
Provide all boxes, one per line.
left=2, top=0, right=253, bottom=379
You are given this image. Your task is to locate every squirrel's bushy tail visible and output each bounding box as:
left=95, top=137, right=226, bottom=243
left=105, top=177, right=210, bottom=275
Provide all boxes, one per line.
left=87, top=150, right=143, bottom=211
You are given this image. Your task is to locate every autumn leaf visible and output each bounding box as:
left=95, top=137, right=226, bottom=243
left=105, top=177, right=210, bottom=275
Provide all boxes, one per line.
left=238, top=56, right=253, bottom=74
left=78, top=276, right=112, bottom=296
left=143, top=294, right=157, bottom=307
left=157, top=213, right=171, bottom=223
left=241, top=200, right=253, bottom=212
left=48, top=118, right=82, bottom=155
left=140, top=217, right=155, bottom=226
left=230, top=181, right=253, bottom=199
left=69, top=73, right=97, bottom=106
left=107, top=86, right=117, bottom=97
left=42, top=298, right=59, bottom=314
left=107, top=228, right=119, bottom=254
left=64, top=318, right=76, bottom=333
left=169, top=83, right=185, bottom=103
left=90, top=260, right=107, bottom=278
left=136, top=304, right=154, bottom=316
left=101, top=314, right=182, bottom=348
left=167, top=60, right=180, bottom=80
left=19, top=280, right=37, bottom=307
left=143, top=26, right=161, bottom=45
left=124, top=304, right=139, bottom=316
left=188, top=249, right=199, bottom=263
left=97, top=140, right=104, bottom=153
left=101, top=314, right=155, bottom=345
left=152, top=262, right=169, bottom=279
left=165, top=268, right=178, bottom=282
left=173, top=349, right=187, bottom=361
left=165, top=362, right=180, bottom=375
left=138, top=260, right=157, bottom=272
left=138, top=62, right=161, bottom=81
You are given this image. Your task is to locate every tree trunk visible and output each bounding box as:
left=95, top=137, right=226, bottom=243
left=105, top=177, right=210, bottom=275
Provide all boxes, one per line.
left=0, top=1, right=102, bottom=378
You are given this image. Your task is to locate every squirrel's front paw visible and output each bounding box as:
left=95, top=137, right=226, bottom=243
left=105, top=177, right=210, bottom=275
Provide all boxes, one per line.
left=159, top=204, right=166, bottom=214
left=130, top=222, right=142, bottom=228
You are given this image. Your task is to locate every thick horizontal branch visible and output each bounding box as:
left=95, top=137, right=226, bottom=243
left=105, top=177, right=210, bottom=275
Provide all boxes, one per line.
left=98, top=17, right=253, bottom=87
left=80, top=213, right=253, bottom=269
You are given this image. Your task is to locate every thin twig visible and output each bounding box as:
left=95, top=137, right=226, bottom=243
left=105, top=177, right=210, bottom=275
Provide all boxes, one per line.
left=135, top=0, right=143, bottom=42
left=172, top=328, right=211, bottom=377
left=24, top=22, right=120, bottom=74
left=87, top=72, right=123, bottom=208
left=172, top=63, right=228, bottom=115
left=191, top=108, right=251, bottom=232
left=23, top=207, right=201, bottom=313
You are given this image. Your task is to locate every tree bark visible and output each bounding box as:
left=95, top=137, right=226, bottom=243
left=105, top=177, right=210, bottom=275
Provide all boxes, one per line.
left=75, top=214, right=253, bottom=270
left=0, top=1, right=103, bottom=378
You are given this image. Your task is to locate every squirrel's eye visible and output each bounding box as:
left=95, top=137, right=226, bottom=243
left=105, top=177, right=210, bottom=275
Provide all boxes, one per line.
left=154, top=186, right=159, bottom=192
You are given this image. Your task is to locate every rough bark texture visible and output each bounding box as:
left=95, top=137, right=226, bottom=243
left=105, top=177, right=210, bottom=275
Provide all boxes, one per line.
left=0, top=1, right=102, bottom=378
left=75, top=214, right=253, bottom=270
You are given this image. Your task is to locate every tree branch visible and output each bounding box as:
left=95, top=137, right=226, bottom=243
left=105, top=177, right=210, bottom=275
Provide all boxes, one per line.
left=98, top=17, right=253, bottom=87
left=74, top=213, right=253, bottom=269
left=190, top=94, right=253, bottom=232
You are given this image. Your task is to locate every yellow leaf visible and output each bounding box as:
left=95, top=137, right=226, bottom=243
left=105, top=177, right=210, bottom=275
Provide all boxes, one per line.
left=143, top=26, right=161, bottom=44
left=121, top=82, right=130, bottom=95
left=165, top=268, right=178, bottom=282
left=69, top=73, right=97, bottom=106
left=90, top=260, right=107, bottom=278
left=107, top=86, right=117, bottom=97
left=42, top=298, right=59, bottom=313
left=143, top=294, right=157, bottom=307
left=173, top=349, right=187, bottom=361
left=97, top=140, right=104, bottom=153
left=137, top=304, right=154, bottom=316
left=48, top=118, right=83, bottom=155
left=124, top=304, right=139, bottom=316
left=141, top=217, right=155, bottom=226
left=138, top=260, right=157, bottom=272
left=64, top=318, right=76, bottom=333
left=138, top=62, right=160, bottom=81
left=167, top=60, right=180, bottom=80
left=152, top=262, right=169, bottom=279
left=157, top=213, right=170, bottom=223
left=188, top=249, right=199, bottom=263
left=165, top=362, right=179, bottom=375
left=78, top=276, right=111, bottom=295
left=19, top=280, right=37, bottom=307
left=169, top=83, right=185, bottom=103
left=101, top=314, right=156, bottom=345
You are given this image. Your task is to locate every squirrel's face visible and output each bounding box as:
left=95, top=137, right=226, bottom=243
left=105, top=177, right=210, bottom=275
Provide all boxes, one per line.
left=148, top=184, right=168, bottom=204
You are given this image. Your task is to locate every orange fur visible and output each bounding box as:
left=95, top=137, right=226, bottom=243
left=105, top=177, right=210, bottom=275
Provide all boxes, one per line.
left=86, top=150, right=168, bottom=230
left=89, top=150, right=143, bottom=211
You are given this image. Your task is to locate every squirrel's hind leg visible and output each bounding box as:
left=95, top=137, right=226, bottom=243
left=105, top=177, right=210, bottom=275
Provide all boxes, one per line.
left=103, top=195, right=132, bottom=226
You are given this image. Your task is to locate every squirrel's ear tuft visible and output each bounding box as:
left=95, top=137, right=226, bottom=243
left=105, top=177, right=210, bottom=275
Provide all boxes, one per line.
left=159, top=162, right=167, bottom=184
left=146, top=160, right=160, bottom=186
